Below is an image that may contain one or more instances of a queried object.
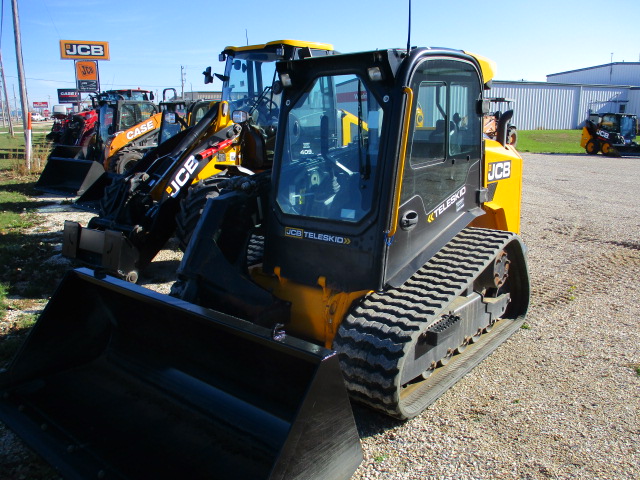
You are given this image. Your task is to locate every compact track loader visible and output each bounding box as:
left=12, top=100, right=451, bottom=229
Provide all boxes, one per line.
left=62, top=40, right=335, bottom=282
left=35, top=89, right=159, bottom=196
left=0, top=46, right=529, bottom=479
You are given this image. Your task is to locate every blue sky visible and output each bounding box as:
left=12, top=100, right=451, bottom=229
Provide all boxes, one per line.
left=2, top=0, right=639, bottom=109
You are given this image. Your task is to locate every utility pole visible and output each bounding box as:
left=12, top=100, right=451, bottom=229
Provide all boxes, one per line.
left=181, top=65, right=185, bottom=98
left=0, top=49, right=14, bottom=135
left=11, top=0, right=31, bottom=170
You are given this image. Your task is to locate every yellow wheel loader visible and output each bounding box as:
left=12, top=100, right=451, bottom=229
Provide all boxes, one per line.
left=0, top=46, right=529, bottom=479
left=72, top=94, right=217, bottom=211
left=62, top=40, right=335, bottom=282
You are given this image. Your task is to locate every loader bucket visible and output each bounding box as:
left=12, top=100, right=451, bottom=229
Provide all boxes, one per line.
left=73, top=171, right=115, bottom=212
left=36, top=149, right=105, bottom=196
left=0, top=268, right=363, bottom=480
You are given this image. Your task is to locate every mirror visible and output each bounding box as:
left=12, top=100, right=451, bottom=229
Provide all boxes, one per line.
left=232, top=110, right=249, bottom=124
left=163, top=112, right=178, bottom=124
left=203, top=66, right=213, bottom=85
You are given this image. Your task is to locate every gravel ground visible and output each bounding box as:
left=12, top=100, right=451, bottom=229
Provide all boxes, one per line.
left=1, top=152, right=639, bottom=479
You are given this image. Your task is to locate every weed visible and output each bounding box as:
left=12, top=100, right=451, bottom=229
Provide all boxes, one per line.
left=521, top=322, right=531, bottom=330
left=374, top=453, right=388, bottom=462
left=568, top=285, right=577, bottom=301
left=0, top=282, right=7, bottom=320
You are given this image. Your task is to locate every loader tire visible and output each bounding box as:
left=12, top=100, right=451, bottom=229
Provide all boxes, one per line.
left=98, top=176, right=128, bottom=218
left=109, top=150, right=143, bottom=175
left=601, top=142, right=619, bottom=157
left=585, top=139, right=600, bottom=155
left=506, top=126, right=518, bottom=147
left=175, top=176, right=230, bottom=251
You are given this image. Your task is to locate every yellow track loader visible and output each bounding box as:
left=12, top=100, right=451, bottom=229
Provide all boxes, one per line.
left=0, top=46, right=529, bottom=479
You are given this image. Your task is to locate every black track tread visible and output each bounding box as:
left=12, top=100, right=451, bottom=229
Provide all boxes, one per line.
left=333, top=227, right=519, bottom=418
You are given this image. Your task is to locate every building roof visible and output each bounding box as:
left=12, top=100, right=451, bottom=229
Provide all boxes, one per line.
left=547, top=62, right=640, bottom=78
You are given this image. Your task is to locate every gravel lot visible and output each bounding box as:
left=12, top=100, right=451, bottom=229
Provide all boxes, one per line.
left=1, top=152, right=639, bottom=479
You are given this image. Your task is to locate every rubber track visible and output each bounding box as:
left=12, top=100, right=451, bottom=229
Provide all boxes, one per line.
left=333, top=227, right=520, bottom=418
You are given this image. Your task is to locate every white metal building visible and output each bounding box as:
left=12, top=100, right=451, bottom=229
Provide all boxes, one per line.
left=547, top=62, right=640, bottom=86
left=487, top=62, right=640, bottom=130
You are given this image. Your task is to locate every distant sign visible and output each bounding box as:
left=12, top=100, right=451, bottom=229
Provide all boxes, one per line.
left=33, top=101, right=48, bottom=108
left=57, top=89, right=80, bottom=104
left=60, top=40, right=110, bottom=60
left=75, top=60, right=99, bottom=92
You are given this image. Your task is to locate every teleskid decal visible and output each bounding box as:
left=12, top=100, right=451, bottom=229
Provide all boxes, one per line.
left=427, top=186, right=466, bottom=223
left=285, top=227, right=352, bottom=245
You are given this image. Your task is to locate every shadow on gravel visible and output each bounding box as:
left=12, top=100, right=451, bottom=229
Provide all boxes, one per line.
left=351, top=402, right=404, bottom=438
left=0, top=230, right=71, bottom=298
left=139, top=259, right=183, bottom=285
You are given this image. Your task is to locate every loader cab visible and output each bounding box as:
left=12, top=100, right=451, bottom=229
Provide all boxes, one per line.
left=600, top=113, right=637, bottom=143
left=265, top=49, right=487, bottom=292
left=219, top=41, right=334, bottom=162
left=95, top=97, right=158, bottom=156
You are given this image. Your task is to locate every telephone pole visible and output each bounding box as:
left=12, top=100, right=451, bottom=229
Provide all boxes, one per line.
left=0, top=49, right=14, bottom=135
left=180, top=65, right=185, bottom=98
left=11, top=0, right=31, bottom=170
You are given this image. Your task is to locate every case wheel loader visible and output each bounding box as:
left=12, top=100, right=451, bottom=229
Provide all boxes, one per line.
left=62, top=40, right=335, bottom=282
left=35, top=89, right=160, bottom=196
left=0, top=46, right=530, bottom=479
left=72, top=94, right=219, bottom=211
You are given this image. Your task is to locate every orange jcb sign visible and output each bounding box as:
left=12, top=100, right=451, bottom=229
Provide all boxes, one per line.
left=75, top=61, right=98, bottom=81
left=60, top=40, right=110, bottom=60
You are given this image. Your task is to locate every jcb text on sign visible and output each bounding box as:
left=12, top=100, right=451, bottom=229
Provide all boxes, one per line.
left=60, top=40, right=110, bottom=60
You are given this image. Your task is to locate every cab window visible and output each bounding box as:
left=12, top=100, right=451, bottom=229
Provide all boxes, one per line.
left=401, top=58, right=481, bottom=208
left=276, top=74, right=383, bottom=223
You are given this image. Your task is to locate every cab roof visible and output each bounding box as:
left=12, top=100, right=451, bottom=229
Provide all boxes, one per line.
left=223, top=39, right=334, bottom=55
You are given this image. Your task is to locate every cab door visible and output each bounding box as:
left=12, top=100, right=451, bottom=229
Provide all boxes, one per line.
left=385, top=56, right=485, bottom=287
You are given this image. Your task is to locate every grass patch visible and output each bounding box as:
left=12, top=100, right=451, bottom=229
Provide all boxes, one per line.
left=0, top=174, right=64, bottom=299
left=0, top=312, right=39, bottom=367
left=0, top=122, right=52, bottom=175
left=517, top=130, right=584, bottom=154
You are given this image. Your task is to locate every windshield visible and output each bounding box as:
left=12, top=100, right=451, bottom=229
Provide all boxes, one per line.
left=275, top=74, right=383, bottom=223
left=98, top=104, right=114, bottom=141
left=619, top=115, right=636, bottom=140
left=222, top=55, right=280, bottom=131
